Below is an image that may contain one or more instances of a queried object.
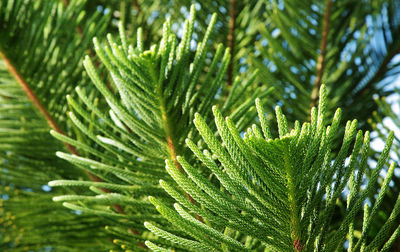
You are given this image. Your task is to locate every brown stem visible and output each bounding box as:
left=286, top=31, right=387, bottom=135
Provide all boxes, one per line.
left=310, top=0, right=332, bottom=109
left=227, top=0, right=236, bottom=86
left=293, top=238, right=303, bottom=251
left=0, top=51, right=105, bottom=183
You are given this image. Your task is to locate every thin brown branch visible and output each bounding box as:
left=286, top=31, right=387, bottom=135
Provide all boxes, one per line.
left=310, top=0, right=332, bottom=109
left=157, top=91, right=202, bottom=221
left=227, top=0, right=236, bottom=86
left=293, top=238, right=304, bottom=251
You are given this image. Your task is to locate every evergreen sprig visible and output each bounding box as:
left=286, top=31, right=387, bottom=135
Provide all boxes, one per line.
left=146, top=85, right=400, bottom=251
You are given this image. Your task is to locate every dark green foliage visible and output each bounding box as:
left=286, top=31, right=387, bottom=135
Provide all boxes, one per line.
left=0, top=65, right=111, bottom=251
left=0, top=0, right=112, bottom=250
left=0, top=0, right=110, bottom=128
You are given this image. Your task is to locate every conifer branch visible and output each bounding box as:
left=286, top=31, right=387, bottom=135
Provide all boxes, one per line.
left=45, top=2, right=143, bottom=238
left=0, top=49, right=145, bottom=246
left=284, top=148, right=302, bottom=251
left=160, top=91, right=204, bottom=223
left=0, top=51, right=79, bottom=156
left=310, top=0, right=331, bottom=109
left=166, top=135, right=203, bottom=223
left=227, top=0, right=236, bottom=86
left=0, top=50, right=105, bottom=183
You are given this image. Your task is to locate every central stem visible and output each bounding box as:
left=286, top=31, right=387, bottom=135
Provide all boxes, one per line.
left=154, top=63, right=204, bottom=222
left=284, top=147, right=302, bottom=251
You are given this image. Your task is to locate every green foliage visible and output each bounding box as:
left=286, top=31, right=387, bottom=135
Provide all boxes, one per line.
left=0, top=0, right=110, bottom=128
left=0, top=0, right=112, bottom=250
left=48, top=6, right=272, bottom=250
left=370, top=94, right=400, bottom=251
left=1, top=0, right=400, bottom=251
left=145, top=85, right=400, bottom=251
left=251, top=0, right=400, bottom=126
left=0, top=63, right=111, bottom=251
